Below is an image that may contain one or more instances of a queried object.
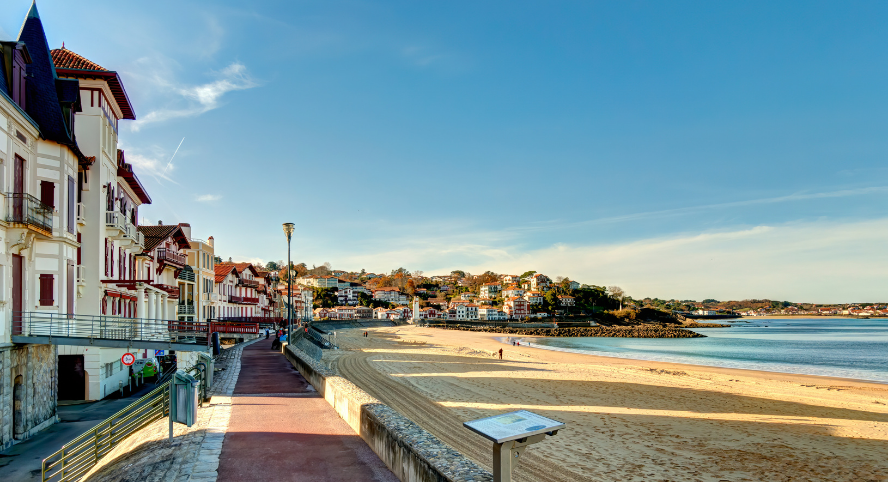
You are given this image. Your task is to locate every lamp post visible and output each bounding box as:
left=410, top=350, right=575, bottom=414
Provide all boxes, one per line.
left=283, top=223, right=295, bottom=345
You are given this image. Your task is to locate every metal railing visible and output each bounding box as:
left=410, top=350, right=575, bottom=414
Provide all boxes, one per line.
left=157, top=248, right=186, bottom=267
left=210, top=321, right=259, bottom=334
left=41, top=365, right=208, bottom=482
left=177, top=269, right=196, bottom=283
left=12, top=312, right=209, bottom=346
left=230, top=295, right=259, bottom=304
left=237, top=278, right=259, bottom=288
left=6, top=192, right=53, bottom=233
left=177, top=303, right=195, bottom=315
left=217, top=316, right=284, bottom=324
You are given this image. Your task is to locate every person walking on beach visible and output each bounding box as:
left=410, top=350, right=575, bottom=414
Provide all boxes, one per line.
left=498, top=348, right=503, bottom=360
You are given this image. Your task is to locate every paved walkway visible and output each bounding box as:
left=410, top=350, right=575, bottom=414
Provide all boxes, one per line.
left=216, top=341, right=396, bottom=482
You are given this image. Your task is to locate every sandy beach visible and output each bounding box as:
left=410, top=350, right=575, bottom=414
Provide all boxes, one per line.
left=328, top=325, right=888, bottom=482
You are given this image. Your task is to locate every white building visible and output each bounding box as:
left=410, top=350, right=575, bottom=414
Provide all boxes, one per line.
left=478, top=307, right=506, bottom=321
left=373, top=287, right=408, bottom=305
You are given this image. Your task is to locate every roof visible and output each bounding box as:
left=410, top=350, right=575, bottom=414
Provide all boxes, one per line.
left=218, top=262, right=259, bottom=277
left=214, top=264, right=237, bottom=283
left=138, top=224, right=192, bottom=252
left=117, top=150, right=151, bottom=204
left=50, top=47, right=135, bottom=120
left=17, top=3, right=88, bottom=158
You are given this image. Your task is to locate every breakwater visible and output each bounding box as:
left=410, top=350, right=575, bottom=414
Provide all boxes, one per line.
left=430, top=324, right=705, bottom=338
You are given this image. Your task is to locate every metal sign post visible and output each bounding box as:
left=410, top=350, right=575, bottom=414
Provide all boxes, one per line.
left=464, top=410, right=565, bottom=482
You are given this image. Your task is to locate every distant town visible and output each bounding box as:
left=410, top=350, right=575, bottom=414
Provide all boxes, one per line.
left=260, top=263, right=887, bottom=321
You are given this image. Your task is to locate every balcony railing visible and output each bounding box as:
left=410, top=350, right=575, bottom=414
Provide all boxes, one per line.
left=230, top=295, right=259, bottom=304
left=105, top=211, right=126, bottom=236
left=6, top=193, right=53, bottom=234
left=157, top=248, right=186, bottom=267
left=237, top=278, right=259, bottom=288
left=76, top=264, right=85, bottom=284
left=177, top=268, right=196, bottom=283
left=11, top=311, right=210, bottom=347
left=76, top=202, right=86, bottom=225
left=136, top=231, right=145, bottom=250
left=177, top=303, right=195, bottom=315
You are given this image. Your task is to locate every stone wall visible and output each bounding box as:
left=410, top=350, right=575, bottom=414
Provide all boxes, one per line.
left=0, top=343, right=57, bottom=450
left=284, top=345, right=492, bottom=482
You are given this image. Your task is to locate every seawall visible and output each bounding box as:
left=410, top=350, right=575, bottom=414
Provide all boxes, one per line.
left=284, top=345, right=493, bottom=482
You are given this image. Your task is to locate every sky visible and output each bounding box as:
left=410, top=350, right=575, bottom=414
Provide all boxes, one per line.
left=2, top=1, right=887, bottom=303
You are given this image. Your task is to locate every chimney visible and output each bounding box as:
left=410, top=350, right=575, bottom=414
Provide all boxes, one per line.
left=228, top=257, right=233, bottom=262
left=158, top=220, right=163, bottom=225
left=208, top=236, right=214, bottom=247
left=179, top=223, right=191, bottom=240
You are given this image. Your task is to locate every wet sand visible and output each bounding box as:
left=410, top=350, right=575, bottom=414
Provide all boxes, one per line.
left=331, top=325, right=888, bottom=482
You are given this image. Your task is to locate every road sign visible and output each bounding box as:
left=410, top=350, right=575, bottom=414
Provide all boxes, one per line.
left=155, top=350, right=165, bottom=357
left=121, top=353, right=136, bottom=366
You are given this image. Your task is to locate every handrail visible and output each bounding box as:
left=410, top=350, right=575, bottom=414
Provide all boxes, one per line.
left=12, top=311, right=210, bottom=347
left=42, top=365, right=208, bottom=482
left=7, top=192, right=53, bottom=233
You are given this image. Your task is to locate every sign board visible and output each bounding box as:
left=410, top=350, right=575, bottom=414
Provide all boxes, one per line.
left=121, top=353, right=136, bottom=366
left=155, top=350, right=165, bottom=357
left=464, top=410, right=565, bottom=444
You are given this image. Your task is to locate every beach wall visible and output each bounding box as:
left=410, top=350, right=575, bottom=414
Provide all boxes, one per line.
left=284, top=345, right=492, bottom=482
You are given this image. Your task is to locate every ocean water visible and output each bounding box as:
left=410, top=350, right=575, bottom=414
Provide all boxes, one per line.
left=522, top=318, right=888, bottom=383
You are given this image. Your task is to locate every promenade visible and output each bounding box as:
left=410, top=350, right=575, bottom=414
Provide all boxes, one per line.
left=216, top=340, right=397, bottom=481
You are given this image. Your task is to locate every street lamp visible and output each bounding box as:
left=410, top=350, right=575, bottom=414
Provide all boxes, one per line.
left=283, top=222, right=295, bottom=345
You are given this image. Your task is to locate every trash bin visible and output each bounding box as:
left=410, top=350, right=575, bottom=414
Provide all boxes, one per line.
left=172, top=371, right=198, bottom=427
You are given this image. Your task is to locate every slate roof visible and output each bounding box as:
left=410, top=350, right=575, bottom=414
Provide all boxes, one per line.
left=17, top=2, right=82, bottom=149
left=138, top=224, right=191, bottom=252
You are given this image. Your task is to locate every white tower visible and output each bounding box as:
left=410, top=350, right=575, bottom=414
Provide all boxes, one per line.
left=412, top=296, right=421, bottom=323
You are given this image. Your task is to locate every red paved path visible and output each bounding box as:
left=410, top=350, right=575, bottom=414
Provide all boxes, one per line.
left=217, top=341, right=397, bottom=482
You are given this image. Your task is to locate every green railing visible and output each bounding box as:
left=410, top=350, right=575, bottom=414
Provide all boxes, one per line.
left=42, top=366, right=208, bottom=482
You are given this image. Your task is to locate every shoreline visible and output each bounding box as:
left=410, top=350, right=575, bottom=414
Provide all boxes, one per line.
left=493, top=334, right=888, bottom=387
left=336, top=325, right=888, bottom=481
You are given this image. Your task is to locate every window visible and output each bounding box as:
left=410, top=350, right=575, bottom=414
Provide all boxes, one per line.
left=39, top=274, right=54, bottom=306
left=67, top=176, right=76, bottom=234
left=40, top=181, right=55, bottom=209
left=11, top=48, right=26, bottom=109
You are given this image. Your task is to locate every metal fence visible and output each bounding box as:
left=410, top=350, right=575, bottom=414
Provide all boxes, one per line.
left=41, top=366, right=208, bottom=482
left=12, top=312, right=210, bottom=346
left=7, top=192, right=53, bottom=233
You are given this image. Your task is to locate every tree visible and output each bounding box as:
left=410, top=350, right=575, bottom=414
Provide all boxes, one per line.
left=265, top=261, right=280, bottom=271
left=544, top=290, right=560, bottom=311
left=406, top=278, right=417, bottom=295
left=451, top=270, right=466, bottom=278
left=608, top=286, right=626, bottom=311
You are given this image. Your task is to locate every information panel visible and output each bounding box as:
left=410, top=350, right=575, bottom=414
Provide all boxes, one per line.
left=464, top=410, right=565, bottom=443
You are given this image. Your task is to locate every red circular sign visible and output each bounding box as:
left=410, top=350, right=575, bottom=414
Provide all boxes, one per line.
left=121, top=353, right=136, bottom=366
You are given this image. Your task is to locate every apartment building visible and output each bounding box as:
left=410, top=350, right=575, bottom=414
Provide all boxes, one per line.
left=478, top=307, right=506, bottom=321
left=184, top=234, right=215, bottom=322
left=502, top=285, right=525, bottom=299
left=558, top=295, right=575, bottom=307
left=504, top=297, right=529, bottom=319
left=524, top=291, right=543, bottom=305
left=480, top=282, right=501, bottom=299
left=373, top=287, right=408, bottom=305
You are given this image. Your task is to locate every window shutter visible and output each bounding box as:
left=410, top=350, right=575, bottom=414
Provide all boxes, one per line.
left=68, top=176, right=76, bottom=234
left=104, top=240, right=108, bottom=276
left=39, top=274, right=54, bottom=306
left=110, top=245, right=114, bottom=277
left=40, top=181, right=55, bottom=209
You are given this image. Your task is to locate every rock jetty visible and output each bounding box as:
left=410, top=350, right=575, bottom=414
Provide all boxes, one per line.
left=431, top=325, right=705, bottom=338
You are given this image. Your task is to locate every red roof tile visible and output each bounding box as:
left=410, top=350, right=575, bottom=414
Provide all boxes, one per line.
left=51, top=48, right=107, bottom=71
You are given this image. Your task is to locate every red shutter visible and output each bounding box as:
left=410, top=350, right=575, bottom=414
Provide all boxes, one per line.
left=110, top=244, right=114, bottom=277
left=68, top=176, right=76, bottom=234
left=77, top=233, right=82, bottom=264
left=39, top=274, right=54, bottom=306
left=40, top=181, right=55, bottom=209
left=104, top=240, right=109, bottom=276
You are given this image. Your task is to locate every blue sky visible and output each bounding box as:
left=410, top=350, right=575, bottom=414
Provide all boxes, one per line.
left=3, top=1, right=887, bottom=302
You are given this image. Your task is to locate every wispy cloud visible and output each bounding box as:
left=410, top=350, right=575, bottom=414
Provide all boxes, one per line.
left=131, top=62, right=258, bottom=131
left=196, top=194, right=222, bottom=202
left=125, top=151, right=179, bottom=184
left=323, top=218, right=888, bottom=303
left=514, top=185, right=888, bottom=233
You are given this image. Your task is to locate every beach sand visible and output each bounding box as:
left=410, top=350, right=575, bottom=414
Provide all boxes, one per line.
left=329, top=325, right=888, bottom=482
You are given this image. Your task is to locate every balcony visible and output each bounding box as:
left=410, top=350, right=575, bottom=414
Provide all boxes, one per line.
left=6, top=193, right=53, bottom=236
left=230, top=295, right=259, bottom=304
left=105, top=211, right=126, bottom=239
left=237, top=278, right=259, bottom=288
left=76, top=202, right=86, bottom=225
left=177, top=303, right=195, bottom=315
left=136, top=231, right=145, bottom=250
left=76, top=264, right=85, bottom=285
left=157, top=248, right=186, bottom=267
left=177, top=266, right=196, bottom=283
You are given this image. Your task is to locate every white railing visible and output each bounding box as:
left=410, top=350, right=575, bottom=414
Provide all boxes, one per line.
left=76, top=202, right=86, bottom=225
left=76, top=264, right=85, bottom=284
left=105, top=211, right=125, bottom=233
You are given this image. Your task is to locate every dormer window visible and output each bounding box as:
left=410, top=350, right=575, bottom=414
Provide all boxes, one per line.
left=11, top=46, right=28, bottom=110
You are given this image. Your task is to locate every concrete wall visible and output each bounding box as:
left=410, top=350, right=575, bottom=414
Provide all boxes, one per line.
left=284, top=345, right=492, bottom=482
left=0, top=343, right=58, bottom=450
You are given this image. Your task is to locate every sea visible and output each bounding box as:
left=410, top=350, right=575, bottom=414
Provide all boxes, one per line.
left=519, top=318, right=888, bottom=383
